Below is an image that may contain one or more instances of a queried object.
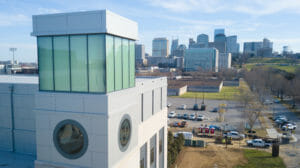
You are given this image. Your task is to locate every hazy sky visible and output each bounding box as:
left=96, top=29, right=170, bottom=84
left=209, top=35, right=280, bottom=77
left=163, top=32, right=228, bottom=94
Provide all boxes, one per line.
left=1, top=0, right=300, bottom=62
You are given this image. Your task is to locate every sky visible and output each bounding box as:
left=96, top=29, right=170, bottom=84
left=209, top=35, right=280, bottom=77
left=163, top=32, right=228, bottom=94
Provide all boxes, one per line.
left=1, top=0, right=300, bottom=62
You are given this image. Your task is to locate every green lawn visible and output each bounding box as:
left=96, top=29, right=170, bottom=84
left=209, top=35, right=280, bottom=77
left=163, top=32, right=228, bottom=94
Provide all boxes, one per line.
left=244, top=64, right=300, bottom=73
left=235, top=149, right=285, bottom=168
left=247, top=58, right=296, bottom=64
left=176, top=86, right=240, bottom=100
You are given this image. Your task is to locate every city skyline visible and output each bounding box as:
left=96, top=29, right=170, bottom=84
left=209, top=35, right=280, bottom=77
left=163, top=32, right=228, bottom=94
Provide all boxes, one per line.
left=1, top=0, right=300, bottom=62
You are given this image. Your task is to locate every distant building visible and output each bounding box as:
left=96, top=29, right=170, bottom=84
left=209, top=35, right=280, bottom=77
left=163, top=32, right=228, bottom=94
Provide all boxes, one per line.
left=226, top=35, right=239, bottom=54
left=173, top=44, right=186, bottom=57
left=218, top=53, right=232, bottom=71
left=171, top=39, right=179, bottom=56
left=214, top=34, right=227, bottom=53
left=184, top=48, right=219, bottom=72
left=214, top=28, right=225, bottom=41
left=152, top=37, right=169, bottom=57
left=197, top=34, right=209, bottom=47
left=135, top=44, right=145, bottom=65
left=188, top=38, right=196, bottom=48
left=243, top=42, right=263, bottom=57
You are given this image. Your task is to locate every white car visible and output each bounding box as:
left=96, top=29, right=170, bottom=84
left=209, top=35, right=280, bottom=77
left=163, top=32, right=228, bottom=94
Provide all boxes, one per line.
left=168, top=111, right=176, bottom=118
left=282, top=123, right=297, bottom=130
left=189, top=113, right=196, bottom=120
left=179, top=104, right=187, bottom=110
left=167, top=103, right=172, bottom=108
left=247, top=139, right=271, bottom=148
left=263, top=99, right=273, bottom=105
left=223, top=131, right=245, bottom=140
left=196, top=115, right=204, bottom=121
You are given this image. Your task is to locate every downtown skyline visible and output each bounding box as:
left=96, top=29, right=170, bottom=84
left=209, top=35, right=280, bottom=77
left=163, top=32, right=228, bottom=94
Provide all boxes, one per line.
left=1, top=0, right=300, bottom=62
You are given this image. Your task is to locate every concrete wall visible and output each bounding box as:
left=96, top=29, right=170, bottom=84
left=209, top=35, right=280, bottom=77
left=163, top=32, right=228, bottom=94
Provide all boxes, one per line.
left=168, top=85, right=187, bottom=96
left=0, top=83, right=38, bottom=155
left=187, top=82, right=223, bottom=93
left=223, top=80, right=239, bottom=87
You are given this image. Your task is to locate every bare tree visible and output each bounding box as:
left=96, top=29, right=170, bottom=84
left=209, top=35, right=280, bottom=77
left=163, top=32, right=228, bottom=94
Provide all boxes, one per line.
left=245, top=102, right=263, bottom=132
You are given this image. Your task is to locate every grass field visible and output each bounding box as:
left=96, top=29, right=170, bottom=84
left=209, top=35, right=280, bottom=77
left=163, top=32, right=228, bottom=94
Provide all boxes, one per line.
left=247, top=58, right=296, bottom=64
left=177, top=86, right=240, bottom=100
left=244, top=64, right=300, bottom=73
left=235, top=149, right=286, bottom=168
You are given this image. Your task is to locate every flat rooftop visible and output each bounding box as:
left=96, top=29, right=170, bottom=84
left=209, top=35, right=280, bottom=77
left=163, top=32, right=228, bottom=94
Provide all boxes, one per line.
left=0, top=75, right=38, bottom=84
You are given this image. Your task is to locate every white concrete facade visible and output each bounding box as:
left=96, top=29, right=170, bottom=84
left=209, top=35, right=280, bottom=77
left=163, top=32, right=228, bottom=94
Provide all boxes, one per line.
left=32, top=10, right=138, bottom=40
left=34, top=77, right=168, bottom=168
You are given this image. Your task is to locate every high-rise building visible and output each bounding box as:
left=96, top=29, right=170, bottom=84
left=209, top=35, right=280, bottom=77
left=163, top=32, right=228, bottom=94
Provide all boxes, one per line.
left=214, top=34, right=227, bottom=53
left=135, top=44, right=145, bottom=65
left=26, top=10, right=168, bottom=168
left=214, top=29, right=225, bottom=40
left=184, top=48, right=219, bottom=72
left=197, top=34, right=209, bottom=47
left=263, top=38, right=273, bottom=49
left=188, top=38, right=196, bottom=48
left=226, top=35, right=239, bottom=54
left=171, top=39, right=179, bottom=56
left=243, top=42, right=263, bottom=57
left=173, top=44, right=186, bottom=57
left=152, top=38, right=169, bottom=57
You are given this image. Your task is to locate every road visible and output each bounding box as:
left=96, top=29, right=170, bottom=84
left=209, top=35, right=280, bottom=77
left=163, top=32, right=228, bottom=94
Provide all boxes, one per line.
left=265, top=102, right=300, bottom=168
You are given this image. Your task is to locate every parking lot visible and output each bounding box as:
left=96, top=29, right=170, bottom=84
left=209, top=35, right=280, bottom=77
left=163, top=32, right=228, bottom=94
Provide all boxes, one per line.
left=167, top=97, right=261, bottom=130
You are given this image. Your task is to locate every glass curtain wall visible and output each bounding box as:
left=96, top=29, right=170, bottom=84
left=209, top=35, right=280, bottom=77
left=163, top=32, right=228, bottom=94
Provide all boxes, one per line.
left=37, top=34, right=135, bottom=93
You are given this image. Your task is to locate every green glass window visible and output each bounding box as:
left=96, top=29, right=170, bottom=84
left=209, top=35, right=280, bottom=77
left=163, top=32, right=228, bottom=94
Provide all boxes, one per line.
left=88, top=34, right=106, bottom=93
left=129, top=40, right=135, bottom=87
left=38, top=36, right=53, bottom=91
left=106, top=35, right=115, bottom=92
left=70, top=35, right=88, bottom=92
left=53, top=36, right=70, bottom=91
left=122, top=39, right=129, bottom=89
left=114, top=37, right=122, bottom=90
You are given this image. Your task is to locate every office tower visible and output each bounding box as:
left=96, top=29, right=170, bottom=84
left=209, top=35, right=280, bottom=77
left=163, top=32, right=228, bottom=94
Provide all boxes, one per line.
left=197, top=34, right=209, bottom=47
left=214, top=34, right=226, bottom=53
left=188, top=38, right=196, bottom=48
left=243, top=42, right=263, bottom=57
left=29, top=10, right=167, bottom=168
left=214, top=28, right=225, bottom=40
left=171, top=39, right=179, bottom=56
left=226, top=35, right=239, bottom=54
left=152, top=38, right=169, bottom=57
left=135, top=44, right=145, bottom=65
left=184, top=48, right=219, bottom=72
left=173, top=44, right=186, bottom=57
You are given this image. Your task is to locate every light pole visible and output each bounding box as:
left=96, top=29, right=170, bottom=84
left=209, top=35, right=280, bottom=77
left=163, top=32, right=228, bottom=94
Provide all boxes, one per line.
left=9, top=47, right=17, bottom=64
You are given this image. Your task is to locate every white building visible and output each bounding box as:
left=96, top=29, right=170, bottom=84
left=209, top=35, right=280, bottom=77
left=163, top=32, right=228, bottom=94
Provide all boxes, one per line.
left=0, top=10, right=168, bottom=168
left=152, top=38, right=169, bottom=57
left=218, top=53, right=232, bottom=71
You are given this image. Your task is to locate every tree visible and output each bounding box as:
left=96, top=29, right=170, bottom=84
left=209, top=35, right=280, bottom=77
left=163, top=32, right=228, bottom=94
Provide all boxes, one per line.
left=245, top=102, right=263, bottom=132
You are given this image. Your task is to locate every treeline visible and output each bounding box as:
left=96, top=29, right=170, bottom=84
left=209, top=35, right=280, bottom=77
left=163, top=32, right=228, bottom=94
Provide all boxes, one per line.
left=243, top=67, right=300, bottom=107
left=167, top=131, right=185, bottom=168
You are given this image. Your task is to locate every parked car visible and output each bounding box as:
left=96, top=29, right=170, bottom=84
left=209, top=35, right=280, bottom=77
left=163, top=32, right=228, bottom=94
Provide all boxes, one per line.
left=168, top=111, right=176, bottom=118
left=274, top=99, right=280, bottom=103
left=273, top=115, right=287, bottom=121
left=275, top=117, right=288, bottom=124
left=172, top=122, right=180, bottom=127
left=223, top=131, right=245, bottom=140
left=247, top=139, right=271, bottom=148
left=263, top=99, right=273, bottom=105
left=211, top=107, right=218, bottom=112
left=196, top=115, right=204, bottom=121
left=189, top=113, right=196, bottom=120
left=177, top=113, right=183, bottom=119
left=179, top=104, right=187, bottom=110
left=183, top=113, right=189, bottom=120
left=167, top=103, right=172, bottom=108
left=282, top=123, right=297, bottom=130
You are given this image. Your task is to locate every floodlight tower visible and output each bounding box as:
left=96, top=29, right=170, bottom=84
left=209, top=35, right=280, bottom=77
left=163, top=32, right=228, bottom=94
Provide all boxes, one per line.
left=9, top=47, right=17, bottom=64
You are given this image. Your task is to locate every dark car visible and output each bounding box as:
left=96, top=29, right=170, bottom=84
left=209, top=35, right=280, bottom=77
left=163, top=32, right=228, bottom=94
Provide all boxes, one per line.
left=183, top=113, right=189, bottom=119
left=211, top=107, right=218, bottom=112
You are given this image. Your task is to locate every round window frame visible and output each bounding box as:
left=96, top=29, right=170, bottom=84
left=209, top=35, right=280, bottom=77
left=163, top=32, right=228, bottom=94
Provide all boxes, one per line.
left=53, top=119, right=89, bottom=159
left=118, top=114, right=132, bottom=152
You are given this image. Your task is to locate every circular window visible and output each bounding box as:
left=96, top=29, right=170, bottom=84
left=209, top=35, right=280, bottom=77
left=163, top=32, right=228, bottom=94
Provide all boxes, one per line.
left=53, top=119, right=88, bottom=159
left=118, top=115, right=131, bottom=152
